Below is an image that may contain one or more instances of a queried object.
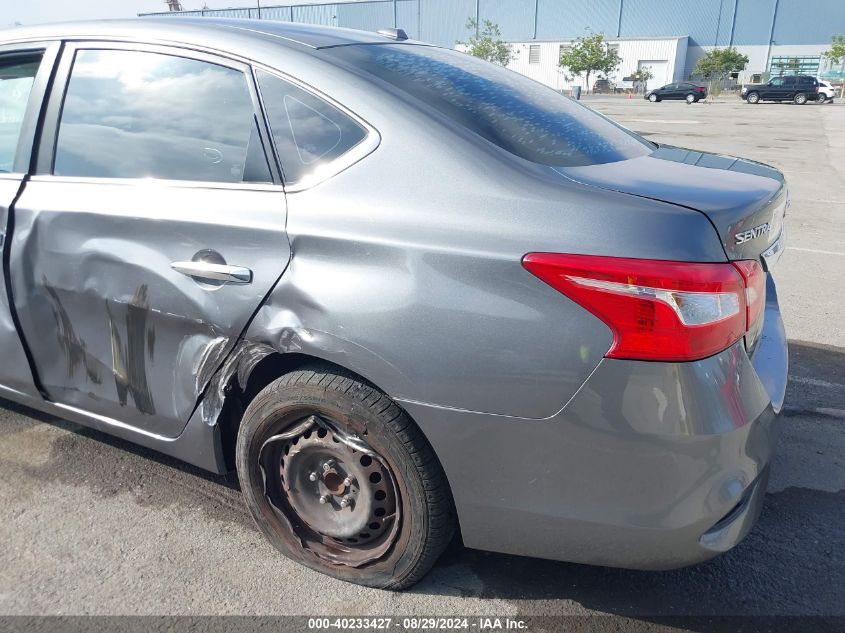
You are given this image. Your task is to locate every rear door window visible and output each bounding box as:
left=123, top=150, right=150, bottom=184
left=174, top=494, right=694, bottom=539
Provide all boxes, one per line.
left=54, top=48, right=271, bottom=183
left=0, top=54, right=41, bottom=173
left=327, top=44, right=652, bottom=167
left=255, top=70, right=368, bottom=186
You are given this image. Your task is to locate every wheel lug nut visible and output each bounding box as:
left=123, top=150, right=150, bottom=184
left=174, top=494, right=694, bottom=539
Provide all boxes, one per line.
left=339, top=497, right=351, bottom=508
left=319, top=495, right=330, bottom=504
left=308, top=472, right=318, bottom=482
left=343, top=476, right=353, bottom=487
left=322, top=460, right=333, bottom=472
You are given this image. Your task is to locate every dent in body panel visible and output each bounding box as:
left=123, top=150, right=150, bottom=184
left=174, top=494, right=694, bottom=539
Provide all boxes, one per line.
left=197, top=310, right=412, bottom=428
left=9, top=176, right=290, bottom=438
left=11, top=209, right=242, bottom=435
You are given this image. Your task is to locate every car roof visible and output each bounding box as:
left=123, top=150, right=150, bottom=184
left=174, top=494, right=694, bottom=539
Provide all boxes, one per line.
left=0, top=17, right=406, bottom=51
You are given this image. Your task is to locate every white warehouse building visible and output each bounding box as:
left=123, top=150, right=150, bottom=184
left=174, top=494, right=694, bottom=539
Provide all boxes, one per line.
left=507, top=37, right=689, bottom=92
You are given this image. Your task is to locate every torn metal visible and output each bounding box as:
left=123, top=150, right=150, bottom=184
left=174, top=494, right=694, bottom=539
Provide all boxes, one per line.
left=199, top=339, right=276, bottom=426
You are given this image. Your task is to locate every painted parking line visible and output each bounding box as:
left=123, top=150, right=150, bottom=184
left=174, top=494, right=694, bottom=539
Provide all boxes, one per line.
left=789, top=375, right=845, bottom=390
left=787, top=246, right=845, bottom=256
left=783, top=405, right=845, bottom=419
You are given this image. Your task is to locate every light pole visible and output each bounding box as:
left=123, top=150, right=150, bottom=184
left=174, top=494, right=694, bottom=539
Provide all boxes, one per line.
left=257, top=0, right=262, bottom=20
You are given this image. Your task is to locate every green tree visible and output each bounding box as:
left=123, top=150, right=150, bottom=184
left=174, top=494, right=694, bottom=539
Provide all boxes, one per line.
left=692, top=47, right=749, bottom=81
left=823, top=35, right=845, bottom=65
left=558, top=33, right=621, bottom=92
left=630, top=66, right=653, bottom=93
left=457, top=18, right=515, bottom=66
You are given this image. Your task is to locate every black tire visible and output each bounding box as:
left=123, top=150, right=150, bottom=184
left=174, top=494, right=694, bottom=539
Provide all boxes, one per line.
left=236, top=364, right=456, bottom=590
left=747, top=92, right=760, bottom=104
left=794, top=92, right=808, bottom=105
left=685, top=93, right=696, bottom=104
left=648, top=93, right=658, bottom=102
left=817, top=95, right=827, bottom=104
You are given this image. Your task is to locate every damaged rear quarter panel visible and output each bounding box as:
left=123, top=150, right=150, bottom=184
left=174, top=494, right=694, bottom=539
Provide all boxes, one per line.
left=208, top=98, right=729, bottom=421
left=227, top=172, right=617, bottom=420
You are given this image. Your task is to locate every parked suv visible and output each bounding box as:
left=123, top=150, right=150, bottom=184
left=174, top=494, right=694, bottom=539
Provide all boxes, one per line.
left=645, top=81, right=707, bottom=103
left=0, top=18, right=788, bottom=590
left=818, top=80, right=838, bottom=103
left=741, top=75, right=820, bottom=104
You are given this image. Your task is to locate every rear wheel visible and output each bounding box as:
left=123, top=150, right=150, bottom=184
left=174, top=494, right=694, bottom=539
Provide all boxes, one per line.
left=817, top=94, right=827, bottom=104
left=794, top=93, right=808, bottom=105
left=747, top=92, right=760, bottom=104
left=648, top=93, right=658, bottom=102
left=236, top=365, right=456, bottom=590
left=685, top=93, right=696, bottom=104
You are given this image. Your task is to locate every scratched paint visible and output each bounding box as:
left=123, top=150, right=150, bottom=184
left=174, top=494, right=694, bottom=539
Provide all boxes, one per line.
left=106, top=285, right=156, bottom=415
left=44, top=282, right=102, bottom=385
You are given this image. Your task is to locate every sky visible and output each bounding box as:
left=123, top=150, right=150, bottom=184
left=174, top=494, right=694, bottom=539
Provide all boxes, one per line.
left=3, top=0, right=358, bottom=28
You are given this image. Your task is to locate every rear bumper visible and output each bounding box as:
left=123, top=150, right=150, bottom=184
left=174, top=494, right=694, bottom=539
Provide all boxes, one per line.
left=699, top=464, right=769, bottom=554
left=403, top=274, right=787, bottom=570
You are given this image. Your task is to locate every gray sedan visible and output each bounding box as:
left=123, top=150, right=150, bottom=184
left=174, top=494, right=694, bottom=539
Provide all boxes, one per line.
left=0, top=19, right=788, bottom=589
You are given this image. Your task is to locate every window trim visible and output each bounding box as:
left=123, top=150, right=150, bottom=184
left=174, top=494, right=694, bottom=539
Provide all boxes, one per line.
left=0, top=41, right=61, bottom=176
left=36, top=40, right=282, bottom=187
left=251, top=63, right=380, bottom=193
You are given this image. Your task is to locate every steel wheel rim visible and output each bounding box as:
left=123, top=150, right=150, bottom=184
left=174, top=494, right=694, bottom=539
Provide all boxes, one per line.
left=257, top=413, right=401, bottom=567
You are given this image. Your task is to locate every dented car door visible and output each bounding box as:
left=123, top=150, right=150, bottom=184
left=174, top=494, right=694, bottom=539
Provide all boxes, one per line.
left=8, top=43, right=290, bottom=437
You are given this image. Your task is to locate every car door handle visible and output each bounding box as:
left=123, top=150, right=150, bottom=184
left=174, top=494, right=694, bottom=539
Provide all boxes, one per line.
left=171, top=261, right=253, bottom=284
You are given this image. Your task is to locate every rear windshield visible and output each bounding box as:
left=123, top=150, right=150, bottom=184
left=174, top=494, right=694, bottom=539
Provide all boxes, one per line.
left=325, top=44, right=653, bottom=167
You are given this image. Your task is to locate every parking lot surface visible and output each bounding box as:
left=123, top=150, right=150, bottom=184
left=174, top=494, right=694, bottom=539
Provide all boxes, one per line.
left=1, top=97, right=843, bottom=623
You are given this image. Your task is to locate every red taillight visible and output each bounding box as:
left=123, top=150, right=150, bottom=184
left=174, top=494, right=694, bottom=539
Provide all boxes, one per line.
left=522, top=254, right=762, bottom=362
left=696, top=86, right=706, bottom=92
left=732, top=260, right=765, bottom=330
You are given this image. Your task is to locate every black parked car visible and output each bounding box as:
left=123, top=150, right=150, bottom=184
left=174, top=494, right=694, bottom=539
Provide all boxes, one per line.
left=645, top=82, right=707, bottom=103
left=741, top=75, right=820, bottom=104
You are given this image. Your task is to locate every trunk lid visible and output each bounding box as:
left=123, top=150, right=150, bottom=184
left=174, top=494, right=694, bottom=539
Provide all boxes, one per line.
left=555, top=145, right=788, bottom=263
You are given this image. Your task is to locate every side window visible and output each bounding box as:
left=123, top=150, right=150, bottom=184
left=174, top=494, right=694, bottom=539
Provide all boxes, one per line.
left=255, top=70, right=367, bottom=185
left=770, top=78, right=784, bottom=87
left=54, top=49, right=271, bottom=184
left=0, top=53, right=42, bottom=173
